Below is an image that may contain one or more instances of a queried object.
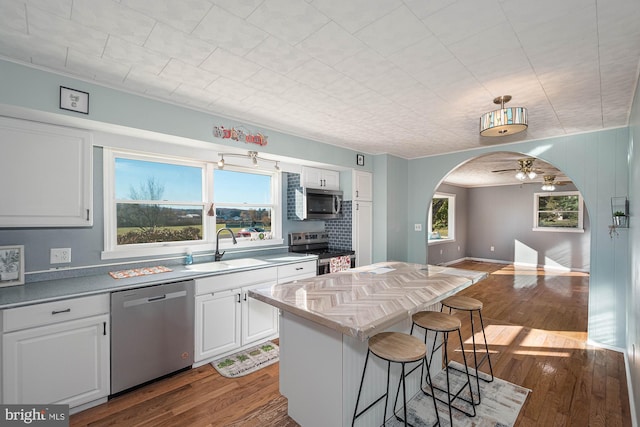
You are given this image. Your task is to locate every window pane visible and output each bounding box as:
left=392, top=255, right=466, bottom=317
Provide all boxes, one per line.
left=431, top=198, right=449, bottom=239
left=116, top=203, right=203, bottom=244
left=116, top=158, right=202, bottom=201
left=215, top=206, right=272, bottom=238
left=214, top=170, right=271, bottom=204
left=538, top=211, right=579, bottom=228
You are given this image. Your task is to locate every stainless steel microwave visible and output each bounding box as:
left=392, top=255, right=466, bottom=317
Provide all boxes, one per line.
left=294, top=187, right=343, bottom=220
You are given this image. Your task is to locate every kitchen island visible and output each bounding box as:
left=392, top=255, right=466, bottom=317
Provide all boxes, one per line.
left=249, top=261, right=488, bottom=427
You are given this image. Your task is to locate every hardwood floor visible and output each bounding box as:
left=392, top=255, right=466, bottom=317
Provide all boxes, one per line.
left=71, top=261, right=632, bottom=426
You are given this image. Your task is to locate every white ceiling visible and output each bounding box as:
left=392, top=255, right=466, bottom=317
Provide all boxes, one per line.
left=1, top=0, right=639, bottom=161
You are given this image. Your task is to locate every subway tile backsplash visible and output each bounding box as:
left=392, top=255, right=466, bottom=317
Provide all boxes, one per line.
left=325, top=200, right=352, bottom=250
left=286, top=172, right=353, bottom=250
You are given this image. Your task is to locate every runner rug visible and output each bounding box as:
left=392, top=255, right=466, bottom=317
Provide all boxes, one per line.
left=212, top=341, right=279, bottom=378
left=388, top=361, right=530, bottom=427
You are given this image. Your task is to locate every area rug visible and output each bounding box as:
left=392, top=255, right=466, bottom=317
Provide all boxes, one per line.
left=388, top=361, right=530, bottom=427
left=212, top=341, right=279, bottom=378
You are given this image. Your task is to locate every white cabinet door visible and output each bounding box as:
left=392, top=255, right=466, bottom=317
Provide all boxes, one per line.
left=195, top=289, right=241, bottom=362
left=353, top=170, right=373, bottom=201
left=353, top=201, right=373, bottom=267
left=0, top=116, right=93, bottom=227
left=241, top=282, right=278, bottom=344
left=2, top=314, right=109, bottom=407
left=301, top=166, right=340, bottom=190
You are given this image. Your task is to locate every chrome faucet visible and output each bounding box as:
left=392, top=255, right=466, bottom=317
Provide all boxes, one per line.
left=215, top=227, right=237, bottom=261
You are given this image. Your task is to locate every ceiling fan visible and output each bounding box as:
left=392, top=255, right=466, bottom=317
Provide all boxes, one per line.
left=491, top=158, right=544, bottom=180
left=541, top=175, right=569, bottom=191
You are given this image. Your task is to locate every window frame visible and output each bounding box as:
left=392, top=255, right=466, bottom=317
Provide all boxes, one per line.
left=532, top=190, right=584, bottom=233
left=102, top=148, right=282, bottom=260
left=427, top=192, right=456, bottom=245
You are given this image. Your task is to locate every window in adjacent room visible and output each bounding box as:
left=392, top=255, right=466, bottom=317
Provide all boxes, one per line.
left=428, top=192, right=455, bottom=243
left=533, top=191, right=584, bottom=232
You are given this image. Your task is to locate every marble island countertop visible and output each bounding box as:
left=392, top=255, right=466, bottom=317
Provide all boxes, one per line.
left=249, top=261, right=488, bottom=341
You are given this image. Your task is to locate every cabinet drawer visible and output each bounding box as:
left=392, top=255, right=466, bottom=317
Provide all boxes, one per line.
left=278, top=261, right=317, bottom=283
left=196, top=267, right=277, bottom=295
left=3, top=294, right=110, bottom=332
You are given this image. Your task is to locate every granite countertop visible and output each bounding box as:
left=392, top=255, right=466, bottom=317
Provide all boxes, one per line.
left=0, top=254, right=317, bottom=310
left=249, top=261, right=488, bottom=341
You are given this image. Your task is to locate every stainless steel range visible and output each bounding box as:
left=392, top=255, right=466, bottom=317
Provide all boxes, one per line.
left=289, top=232, right=355, bottom=275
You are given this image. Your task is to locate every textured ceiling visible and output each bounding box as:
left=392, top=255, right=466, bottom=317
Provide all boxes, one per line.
left=0, top=0, right=639, bottom=160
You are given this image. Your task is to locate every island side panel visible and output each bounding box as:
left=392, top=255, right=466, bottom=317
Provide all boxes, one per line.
left=279, top=310, right=344, bottom=427
left=279, top=304, right=443, bottom=427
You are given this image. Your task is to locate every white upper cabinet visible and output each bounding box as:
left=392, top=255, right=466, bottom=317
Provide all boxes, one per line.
left=353, top=170, right=373, bottom=201
left=0, top=117, right=93, bottom=227
left=301, top=166, right=340, bottom=190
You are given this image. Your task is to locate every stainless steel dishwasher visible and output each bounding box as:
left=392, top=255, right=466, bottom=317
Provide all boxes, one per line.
left=111, top=279, right=195, bottom=395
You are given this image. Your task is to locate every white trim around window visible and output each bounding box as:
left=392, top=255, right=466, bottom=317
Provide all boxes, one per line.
left=532, top=191, right=584, bottom=233
left=101, top=148, right=282, bottom=260
left=428, top=192, right=456, bottom=245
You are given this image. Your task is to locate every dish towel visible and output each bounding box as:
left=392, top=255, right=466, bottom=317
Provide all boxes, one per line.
left=329, top=255, right=351, bottom=273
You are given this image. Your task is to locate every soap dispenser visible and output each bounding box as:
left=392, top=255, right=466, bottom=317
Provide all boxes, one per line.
left=184, top=248, right=193, bottom=265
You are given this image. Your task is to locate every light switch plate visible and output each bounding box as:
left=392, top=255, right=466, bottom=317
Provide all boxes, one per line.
left=414, top=224, right=422, bottom=231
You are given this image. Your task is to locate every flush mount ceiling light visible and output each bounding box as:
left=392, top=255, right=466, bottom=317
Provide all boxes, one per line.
left=217, top=150, right=280, bottom=171
left=480, top=95, right=528, bottom=137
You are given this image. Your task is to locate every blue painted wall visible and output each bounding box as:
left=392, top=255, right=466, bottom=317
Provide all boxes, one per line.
left=400, top=128, right=629, bottom=348
left=627, top=70, right=640, bottom=423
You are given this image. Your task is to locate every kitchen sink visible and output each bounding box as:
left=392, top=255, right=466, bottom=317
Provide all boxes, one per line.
left=185, top=258, right=269, bottom=272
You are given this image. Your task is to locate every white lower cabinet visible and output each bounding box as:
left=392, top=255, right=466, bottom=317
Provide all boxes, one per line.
left=194, top=267, right=278, bottom=364
left=2, top=295, right=110, bottom=408
left=195, top=289, right=242, bottom=362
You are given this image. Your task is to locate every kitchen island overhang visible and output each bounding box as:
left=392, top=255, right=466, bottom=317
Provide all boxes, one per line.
left=249, top=262, right=488, bottom=427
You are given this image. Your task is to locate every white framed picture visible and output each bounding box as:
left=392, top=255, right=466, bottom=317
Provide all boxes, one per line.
left=0, top=245, right=25, bottom=287
left=60, top=86, right=89, bottom=114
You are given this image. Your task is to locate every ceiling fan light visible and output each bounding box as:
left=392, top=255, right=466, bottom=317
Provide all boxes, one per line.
left=515, top=171, right=526, bottom=180
left=528, top=171, right=537, bottom=179
left=479, top=96, right=528, bottom=137
left=541, top=184, right=555, bottom=191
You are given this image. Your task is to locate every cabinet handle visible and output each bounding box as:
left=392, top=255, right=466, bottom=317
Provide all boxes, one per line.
left=296, top=267, right=303, bottom=270
left=52, top=308, right=71, bottom=315
left=356, top=190, right=359, bottom=197
left=86, top=209, right=90, bottom=221
left=243, top=293, right=247, bottom=301
left=103, top=321, right=107, bottom=336
left=237, top=293, right=241, bottom=303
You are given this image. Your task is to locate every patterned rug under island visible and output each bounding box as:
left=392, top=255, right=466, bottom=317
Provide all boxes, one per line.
left=387, top=361, right=530, bottom=427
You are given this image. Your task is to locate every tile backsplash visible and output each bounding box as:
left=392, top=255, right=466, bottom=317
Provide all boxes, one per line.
left=286, top=172, right=352, bottom=250
left=325, top=200, right=352, bottom=250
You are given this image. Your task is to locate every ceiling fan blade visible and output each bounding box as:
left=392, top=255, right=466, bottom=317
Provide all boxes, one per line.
left=491, top=168, right=518, bottom=173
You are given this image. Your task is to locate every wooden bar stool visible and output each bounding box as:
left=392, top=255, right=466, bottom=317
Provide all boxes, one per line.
left=441, top=295, right=494, bottom=405
left=352, top=331, right=440, bottom=427
left=411, top=311, right=476, bottom=425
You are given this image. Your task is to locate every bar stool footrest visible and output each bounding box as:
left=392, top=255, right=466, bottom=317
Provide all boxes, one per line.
left=448, top=354, right=494, bottom=383
left=422, top=384, right=476, bottom=418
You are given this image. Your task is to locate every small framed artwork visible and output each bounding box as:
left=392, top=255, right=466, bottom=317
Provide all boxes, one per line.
left=60, top=86, right=89, bottom=114
left=356, top=154, right=365, bottom=167
left=0, top=245, right=25, bottom=287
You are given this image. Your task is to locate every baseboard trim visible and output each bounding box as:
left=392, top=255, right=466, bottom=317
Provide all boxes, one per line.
left=460, top=257, right=589, bottom=273
left=624, top=351, right=639, bottom=427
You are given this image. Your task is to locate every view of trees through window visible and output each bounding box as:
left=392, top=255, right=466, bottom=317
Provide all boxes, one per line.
left=115, top=158, right=204, bottom=245
left=430, top=196, right=451, bottom=240
left=536, top=193, right=581, bottom=228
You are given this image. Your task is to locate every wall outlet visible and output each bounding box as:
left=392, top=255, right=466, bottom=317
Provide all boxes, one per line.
left=414, top=224, right=422, bottom=231
left=50, top=248, right=71, bottom=264
left=440, top=249, right=443, bottom=255
left=490, top=246, right=495, bottom=252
